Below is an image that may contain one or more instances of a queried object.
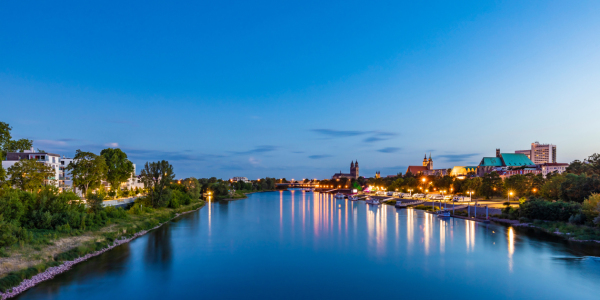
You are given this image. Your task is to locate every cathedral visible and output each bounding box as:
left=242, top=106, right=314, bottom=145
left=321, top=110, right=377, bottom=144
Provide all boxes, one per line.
left=406, top=153, right=447, bottom=176
left=332, top=160, right=360, bottom=180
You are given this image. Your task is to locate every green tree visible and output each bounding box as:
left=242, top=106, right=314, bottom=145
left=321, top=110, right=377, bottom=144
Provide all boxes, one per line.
left=504, top=175, right=528, bottom=198
left=183, top=177, right=201, bottom=200
left=100, top=148, right=134, bottom=191
left=566, top=153, right=600, bottom=176
left=479, top=171, right=503, bottom=198
left=7, top=159, right=54, bottom=191
left=0, top=165, right=6, bottom=187
left=66, top=150, right=108, bottom=196
left=581, top=193, right=600, bottom=226
left=539, top=174, right=565, bottom=200
left=560, top=173, right=600, bottom=203
left=0, top=121, right=33, bottom=160
left=140, top=160, right=175, bottom=207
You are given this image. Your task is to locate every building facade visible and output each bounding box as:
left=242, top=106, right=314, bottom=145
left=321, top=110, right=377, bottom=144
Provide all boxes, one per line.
left=478, top=148, right=537, bottom=177
left=332, top=161, right=359, bottom=180
left=515, top=142, right=556, bottom=165
left=406, top=153, right=448, bottom=176
left=2, top=148, right=61, bottom=187
left=540, top=163, right=568, bottom=178
left=231, top=177, right=250, bottom=183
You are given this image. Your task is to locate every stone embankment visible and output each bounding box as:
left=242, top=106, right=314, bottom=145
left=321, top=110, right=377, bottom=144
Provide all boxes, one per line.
left=0, top=206, right=203, bottom=300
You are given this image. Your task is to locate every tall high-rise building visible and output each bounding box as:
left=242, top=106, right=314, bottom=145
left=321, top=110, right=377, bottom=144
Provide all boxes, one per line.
left=515, top=142, right=556, bottom=164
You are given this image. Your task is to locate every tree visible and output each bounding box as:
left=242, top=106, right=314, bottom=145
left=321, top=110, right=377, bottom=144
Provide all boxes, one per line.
left=539, top=174, right=565, bottom=200
left=566, top=153, right=600, bottom=176
left=7, top=159, right=54, bottom=191
left=0, top=165, right=6, bottom=187
left=140, top=160, right=175, bottom=207
left=183, top=177, right=200, bottom=200
left=100, top=148, right=134, bottom=191
left=560, top=173, right=600, bottom=203
left=504, top=175, right=528, bottom=198
left=480, top=171, right=503, bottom=198
left=66, top=150, right=108, bottom=196
left=0, top=121, right=33, bottom=160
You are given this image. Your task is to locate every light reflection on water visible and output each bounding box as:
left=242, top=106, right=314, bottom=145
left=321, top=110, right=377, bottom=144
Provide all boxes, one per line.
left=17, top=189, right=600, bottom=300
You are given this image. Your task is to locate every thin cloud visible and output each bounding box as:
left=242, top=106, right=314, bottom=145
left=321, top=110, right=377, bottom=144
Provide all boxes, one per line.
left=363, top=132, right=397, bottom=143
left=229, top=145, right=278, bottom=155
left=438, top=153, right=481, bottom=162
left=311, top=129, right=398, bottom=143
left=104, top=142, right=119, bottom=147
left=311, top=129, right=367, bottom=138
left=36, top=139, right=68, bottom=146
left=378, top=147, right=401, bottom=153
left=308, top=154, right=332, bottom=159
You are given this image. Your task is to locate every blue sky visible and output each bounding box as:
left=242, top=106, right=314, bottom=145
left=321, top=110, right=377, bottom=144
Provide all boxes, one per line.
left=1, top=0, right=599, bottom=179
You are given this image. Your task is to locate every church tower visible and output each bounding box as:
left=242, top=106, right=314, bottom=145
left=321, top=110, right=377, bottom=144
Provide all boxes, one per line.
left=428, top=153, right=433, bottom=170
left=423, top=154, right=428, bottom=167
left=354, top=160, right=359, bottom=179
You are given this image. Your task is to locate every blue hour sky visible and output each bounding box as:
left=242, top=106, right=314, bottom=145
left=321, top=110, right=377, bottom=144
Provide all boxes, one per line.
left=1, top=0, right=599, bottom=179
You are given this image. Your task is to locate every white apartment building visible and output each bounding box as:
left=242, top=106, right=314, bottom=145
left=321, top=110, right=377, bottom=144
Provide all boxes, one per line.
left=2, top=148, right=61, bottom=187
left=541, top=163, right=569, bottom=178
left=230, top=177, right=250, bottom=183
left=515, top=142, right=556, bottom=165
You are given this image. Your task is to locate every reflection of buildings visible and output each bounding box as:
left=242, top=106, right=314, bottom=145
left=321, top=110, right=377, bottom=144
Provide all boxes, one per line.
left=332, top=161, right=359, bottom=180
left=406, top=153, right=448, bottom=176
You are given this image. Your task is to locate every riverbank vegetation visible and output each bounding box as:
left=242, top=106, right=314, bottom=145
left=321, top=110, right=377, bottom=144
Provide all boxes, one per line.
left=0, top=182, right=204, bottom=292
left=0, top=156, right=206, bottom=293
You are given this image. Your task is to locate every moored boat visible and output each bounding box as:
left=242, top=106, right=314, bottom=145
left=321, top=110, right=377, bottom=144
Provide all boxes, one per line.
left=437, top=210, right=451, bottom=217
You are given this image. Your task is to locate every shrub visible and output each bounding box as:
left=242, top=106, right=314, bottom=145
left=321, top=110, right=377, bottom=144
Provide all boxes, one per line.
left=581, top=193, right=600, bottom=226
left=520, top=199, right=581, bottom=222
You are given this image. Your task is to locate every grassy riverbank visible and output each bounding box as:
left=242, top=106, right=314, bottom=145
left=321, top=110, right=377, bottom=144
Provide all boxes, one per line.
left=0, top=200, right=205, bottom=293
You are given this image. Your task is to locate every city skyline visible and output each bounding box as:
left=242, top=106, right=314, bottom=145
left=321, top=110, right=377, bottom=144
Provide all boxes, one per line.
left=2, top=1, right=600, bottom=179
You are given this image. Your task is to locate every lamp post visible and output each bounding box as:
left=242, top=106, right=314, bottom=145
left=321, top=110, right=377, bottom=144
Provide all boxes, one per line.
left=468, top=190, right=474, bottom=202
left=508, top=191, right=513, bottom=202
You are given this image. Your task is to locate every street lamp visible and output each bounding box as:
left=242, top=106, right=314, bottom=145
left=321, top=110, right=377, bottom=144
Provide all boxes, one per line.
left=509, top=191, right=513, bottom=202
left=468, top=190, right=474, bottom=202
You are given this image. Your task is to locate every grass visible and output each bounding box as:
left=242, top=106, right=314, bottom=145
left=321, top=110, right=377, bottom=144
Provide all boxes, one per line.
left=0, top=200, right=205, bottom=293
left=413, top=205, right=442, bottom=211
left=528, top=220, right=600, bottom=241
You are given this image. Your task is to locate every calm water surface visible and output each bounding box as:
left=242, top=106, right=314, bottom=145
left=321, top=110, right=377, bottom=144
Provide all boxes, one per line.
left=17, top=190, right=600, bottom=299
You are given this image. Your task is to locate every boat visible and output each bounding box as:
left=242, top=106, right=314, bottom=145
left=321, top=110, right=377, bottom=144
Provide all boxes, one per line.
left=334, top=193, right=346, bottom=199
left=365, top=197, right=380, bottom=205
left=348, top=195, right=359, bottom=201
left=437, top=210, right=451, bottom=217
left=395, top=200, right=406, bottom=208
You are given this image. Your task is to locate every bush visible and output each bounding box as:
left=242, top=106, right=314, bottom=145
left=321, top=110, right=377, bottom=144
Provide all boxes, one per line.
left=520, top=199, right=581, bottom=222
left=581, top=193, right=600, bottom=226
left=568, top=213, right=585, bottom=225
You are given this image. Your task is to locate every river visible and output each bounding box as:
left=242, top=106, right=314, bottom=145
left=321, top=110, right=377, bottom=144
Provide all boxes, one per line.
left=16, top=190, right=600, bottom=299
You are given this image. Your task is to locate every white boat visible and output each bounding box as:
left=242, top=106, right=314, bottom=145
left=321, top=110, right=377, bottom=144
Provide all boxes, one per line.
left=334, top=193, right=346, bottom=199
left=437, top=210, right=451, bottom=217
left=348, top=195, right=359, bottom=201
left=365, top=197, right=380, bottom=205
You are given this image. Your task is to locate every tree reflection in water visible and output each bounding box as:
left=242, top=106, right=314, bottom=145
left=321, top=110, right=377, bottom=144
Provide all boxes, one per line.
left=144, top=223, right=172, bottom=268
